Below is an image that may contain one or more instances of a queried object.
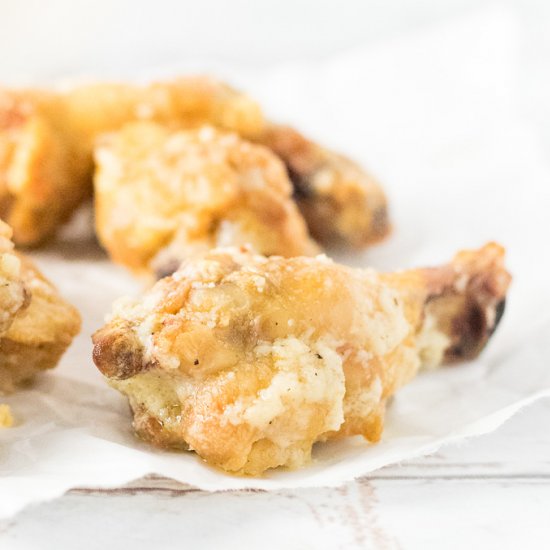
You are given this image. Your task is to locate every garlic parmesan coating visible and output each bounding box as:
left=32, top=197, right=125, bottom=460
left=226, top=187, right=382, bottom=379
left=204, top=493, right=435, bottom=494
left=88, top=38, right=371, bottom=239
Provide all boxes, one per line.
left=0, top=77, right=264, bottom=245
left=93, top=243, right=509, bottom=475
left=0, top=219, right=81, bottom=393
left=94, top=123, right=318, bottom=277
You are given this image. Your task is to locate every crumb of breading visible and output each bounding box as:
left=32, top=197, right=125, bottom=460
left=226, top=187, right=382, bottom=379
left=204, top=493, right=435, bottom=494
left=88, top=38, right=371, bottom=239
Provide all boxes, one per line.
left=0, top=404, right=13, bottom=427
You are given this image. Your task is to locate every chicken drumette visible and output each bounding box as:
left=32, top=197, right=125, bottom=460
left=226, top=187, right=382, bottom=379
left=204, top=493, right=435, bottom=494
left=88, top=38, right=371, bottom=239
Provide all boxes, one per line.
left=94, top=123, right=318, bottom=277
left=93, top=243, right=510, bottom=475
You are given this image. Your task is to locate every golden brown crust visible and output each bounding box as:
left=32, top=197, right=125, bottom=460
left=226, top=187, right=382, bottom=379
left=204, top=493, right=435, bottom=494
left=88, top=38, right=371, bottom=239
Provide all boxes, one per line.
left=93, top=319, right=153, bottom=380
left=0, top=219, right=28, bottom=333
left=0, top=77, right=265, bottom=246
left=0, top=220, right=81, bottom=393
left=0, top=79, right=391, bottom=250
left=257, top=124, right=390, bottom=247
left=92, top=243, right=510, bottom=475
left=94, top=123, right=318, bottom=275
left=0, top=90, right=92, bottom=246
left=66, top=77, right=265, bottom=142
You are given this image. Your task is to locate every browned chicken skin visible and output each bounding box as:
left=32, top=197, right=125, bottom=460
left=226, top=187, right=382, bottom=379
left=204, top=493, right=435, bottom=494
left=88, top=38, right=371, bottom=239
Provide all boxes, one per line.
left=92, top=243, right=510, bottom=475
left=0, top=77, right=264, bottom=246
left=257, top=124, right=390, bottom=247
left=0, top=219, right=81, bottom=393
left=0, top=90, right=91, bottom=246
left=94, top=123, right=319, bottom=277
left=0, top=78, right=390, bottom=253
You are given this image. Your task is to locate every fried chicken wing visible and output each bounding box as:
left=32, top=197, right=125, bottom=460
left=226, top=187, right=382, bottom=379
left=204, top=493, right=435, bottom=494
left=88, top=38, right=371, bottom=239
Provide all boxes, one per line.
left=66, top=77, right=264, bottom=143
left=257, top=124, right=390, bottom=247
left=92, top=243, right=510, bottom=475
left=0, top=220, right=29, bottom=334
left=0, top=76, right=391, bottom=251
left=0, top=219, right=81, bottom=393
left=94, top=123, right=318, bottom=277
left=0, top=77, right=264, bottom=245
left=0, top=90, right=91, bottom=246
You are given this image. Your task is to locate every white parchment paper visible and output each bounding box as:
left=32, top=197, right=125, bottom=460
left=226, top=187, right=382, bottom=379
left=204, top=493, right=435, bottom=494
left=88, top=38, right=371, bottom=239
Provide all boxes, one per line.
left=1, top=8, right=549, bottom=518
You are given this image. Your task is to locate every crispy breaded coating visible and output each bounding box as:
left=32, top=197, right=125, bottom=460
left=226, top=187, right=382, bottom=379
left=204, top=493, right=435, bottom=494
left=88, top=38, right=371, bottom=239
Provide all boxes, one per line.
left=0, top=220, right=29, bottom=333
left=0, top=220, right=81, bottom=393
left=0, top=77, right=391, bottom=250
left=92, top=243, right=510, bottom=475
left=66, top=77, right=264, bottom=143
left=258, top=124, right=390, bottom=247
left=94, top=123, right=318, bottom=277
left=0, top=90, right=91, bottom=246
left=0, top=77, right=264, bottom=246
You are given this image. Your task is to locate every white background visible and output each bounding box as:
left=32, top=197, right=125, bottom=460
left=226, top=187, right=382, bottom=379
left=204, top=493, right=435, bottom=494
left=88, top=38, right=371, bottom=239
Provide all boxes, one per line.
left=1, top=0, right=549, bottom=150
left=1, top=0, right=549, bottom=151
left=1, top=1, right=550, bottom=549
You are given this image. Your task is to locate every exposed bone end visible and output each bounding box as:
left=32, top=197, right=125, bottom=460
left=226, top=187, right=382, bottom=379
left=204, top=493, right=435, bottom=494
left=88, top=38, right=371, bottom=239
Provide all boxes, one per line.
left=92, top=321, right=152, bottom=380
left=419, top=242, right=511, bottom=365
